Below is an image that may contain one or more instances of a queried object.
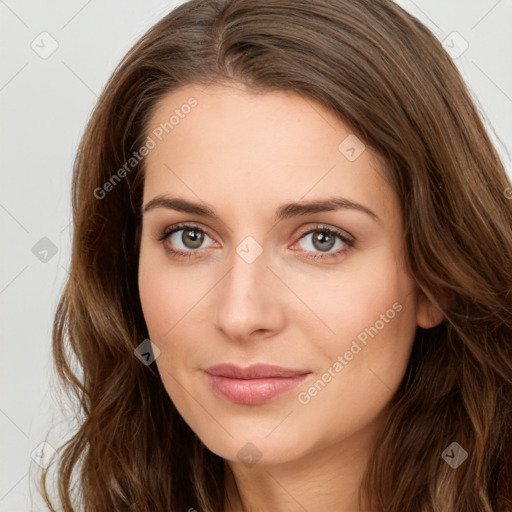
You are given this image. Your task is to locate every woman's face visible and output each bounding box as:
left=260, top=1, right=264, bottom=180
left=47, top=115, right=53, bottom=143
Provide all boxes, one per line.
left=138, top=82, right=441, bottom=465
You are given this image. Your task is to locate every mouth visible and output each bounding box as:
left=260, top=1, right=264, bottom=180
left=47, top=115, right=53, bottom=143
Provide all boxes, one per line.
left=203, top=363, right=312, bottom=405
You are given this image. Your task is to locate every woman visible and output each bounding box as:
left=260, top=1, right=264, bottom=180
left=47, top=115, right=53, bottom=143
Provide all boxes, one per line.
left=39, top=0, right=512, bottom=510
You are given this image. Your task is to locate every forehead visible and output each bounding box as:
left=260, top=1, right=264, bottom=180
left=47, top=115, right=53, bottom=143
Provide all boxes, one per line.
left=142, top=83, right=397, bottom=224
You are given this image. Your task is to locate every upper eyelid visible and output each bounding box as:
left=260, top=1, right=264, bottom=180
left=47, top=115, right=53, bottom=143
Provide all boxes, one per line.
left=298, top=224, right=354, bottom=241
left=162, top=222, right=214, bottom=239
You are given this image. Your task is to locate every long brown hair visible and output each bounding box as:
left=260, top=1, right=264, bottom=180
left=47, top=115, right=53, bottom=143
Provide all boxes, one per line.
left=38, top=0, right=512, bottom=510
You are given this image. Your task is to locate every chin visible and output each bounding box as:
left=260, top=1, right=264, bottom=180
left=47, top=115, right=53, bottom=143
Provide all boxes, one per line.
left=193, top=421, right=313, bottom=467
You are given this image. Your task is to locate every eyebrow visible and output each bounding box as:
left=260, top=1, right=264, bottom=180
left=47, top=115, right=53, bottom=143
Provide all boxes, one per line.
left=143, top=195, right=380, bottom=224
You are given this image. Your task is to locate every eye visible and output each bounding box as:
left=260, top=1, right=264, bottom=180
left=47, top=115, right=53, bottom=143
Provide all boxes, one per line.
left=157, top=223, right=216, bottom=259
left=156, top=222, right=355, bottom=262
left=291, top=224, right=355, bottom=261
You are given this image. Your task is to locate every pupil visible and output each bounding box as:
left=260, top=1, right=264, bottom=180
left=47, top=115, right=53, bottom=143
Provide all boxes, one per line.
left=313, top=231, right=335, bottom=252
left=183, top=229, right=204, bottom=249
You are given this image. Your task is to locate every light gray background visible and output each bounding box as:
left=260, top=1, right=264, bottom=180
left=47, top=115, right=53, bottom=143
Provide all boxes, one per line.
left=1, top=1, right=511, bottom=510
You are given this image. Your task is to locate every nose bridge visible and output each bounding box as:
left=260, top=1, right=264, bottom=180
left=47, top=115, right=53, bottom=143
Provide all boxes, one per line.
left=222, top=240, right=267, bottom=308
left=214, top=237, right=279, bottom=339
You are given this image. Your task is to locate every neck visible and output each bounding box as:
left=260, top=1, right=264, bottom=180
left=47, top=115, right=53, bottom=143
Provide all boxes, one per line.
left=223, top=409, right=386, bottom=512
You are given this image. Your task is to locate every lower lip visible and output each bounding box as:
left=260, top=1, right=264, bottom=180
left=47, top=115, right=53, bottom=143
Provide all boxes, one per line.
left=204, top=372, right=311, bottom=405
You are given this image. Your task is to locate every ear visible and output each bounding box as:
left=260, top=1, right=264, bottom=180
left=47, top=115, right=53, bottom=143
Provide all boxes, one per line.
left=416, top=291, right=444, bottom=329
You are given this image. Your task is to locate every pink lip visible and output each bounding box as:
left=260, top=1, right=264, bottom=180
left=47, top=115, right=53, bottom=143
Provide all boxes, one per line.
left=203, top=364, right=312, bottom=405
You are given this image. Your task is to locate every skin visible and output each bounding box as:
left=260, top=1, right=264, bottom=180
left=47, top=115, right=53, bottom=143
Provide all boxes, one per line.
left=138, top=82, right=443, bottom=512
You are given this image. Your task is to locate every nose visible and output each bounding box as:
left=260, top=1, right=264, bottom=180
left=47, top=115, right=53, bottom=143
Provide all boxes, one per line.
left=214, top=245, right=285, bottom=342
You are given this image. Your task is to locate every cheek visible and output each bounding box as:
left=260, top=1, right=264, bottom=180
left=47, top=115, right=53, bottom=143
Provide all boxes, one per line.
left=292, top=273, right=417, bottom=444
left=301, top=257, right=416, bottom=349
left=138, top=243, right=206, bottom=339
left=300, top=256, right=418, bottom=396
left=138, top=259, right=173, bottom=339
left=138, top=246, right=218, bottom=397
left=138, top=250, right=198, bottom=400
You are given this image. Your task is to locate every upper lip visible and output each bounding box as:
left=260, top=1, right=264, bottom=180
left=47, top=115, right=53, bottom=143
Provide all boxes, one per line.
left=203, top=363, right=311, bottom=379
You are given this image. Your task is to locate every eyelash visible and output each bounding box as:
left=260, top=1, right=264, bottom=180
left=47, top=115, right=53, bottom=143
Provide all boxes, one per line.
left=156, top=222, right=355, bottom=262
